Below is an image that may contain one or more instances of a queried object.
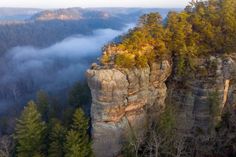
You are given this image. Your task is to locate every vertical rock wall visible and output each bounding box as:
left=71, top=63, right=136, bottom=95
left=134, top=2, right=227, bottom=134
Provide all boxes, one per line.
left=87, top=53, right=236, bottom=157
left=167, top=55, right=236, bottom=156
left=86, top=61, right=172, bottom=157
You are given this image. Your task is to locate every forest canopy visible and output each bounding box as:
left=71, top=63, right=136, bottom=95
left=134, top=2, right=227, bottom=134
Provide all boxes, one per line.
left=101, top=0, right=236, bottom=71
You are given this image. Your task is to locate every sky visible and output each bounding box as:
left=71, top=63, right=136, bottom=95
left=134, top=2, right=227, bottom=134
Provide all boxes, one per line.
left=0, top=0, right=189, bottom=8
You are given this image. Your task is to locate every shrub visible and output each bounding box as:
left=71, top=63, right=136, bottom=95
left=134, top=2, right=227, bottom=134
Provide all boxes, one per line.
left=115, top=53, right=135, bottom=68
left=100, top=54, right=110, bottom=65
left=135, top=54, right=148, bottom=68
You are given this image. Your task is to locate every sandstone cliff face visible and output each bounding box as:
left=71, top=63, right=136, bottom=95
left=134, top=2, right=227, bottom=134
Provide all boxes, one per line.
left=87, top=53, right=236, bottom=157
left=87, top=60, right=172, bottom=157
left=167, top=54, right=236, bottom=156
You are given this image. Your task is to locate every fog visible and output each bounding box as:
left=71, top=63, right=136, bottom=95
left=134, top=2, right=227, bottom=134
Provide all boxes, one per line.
left=0, top=23, right=134, bottom=111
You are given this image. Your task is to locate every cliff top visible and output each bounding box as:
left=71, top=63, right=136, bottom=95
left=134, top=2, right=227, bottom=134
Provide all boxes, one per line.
left=97, top=0, right=236, bottom=75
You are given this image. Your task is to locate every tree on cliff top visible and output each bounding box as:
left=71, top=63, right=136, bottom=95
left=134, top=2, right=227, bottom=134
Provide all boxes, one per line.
left=102, top=0, right=236, bottom=70
left=113, top=12, right=168, bottom=68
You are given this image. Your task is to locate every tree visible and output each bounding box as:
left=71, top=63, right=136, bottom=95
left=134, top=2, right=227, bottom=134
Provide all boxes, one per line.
left=115, top=53, right=135, bottom=68
left=14, top=101, right=46, bottom=157
left=36, top=90, right=50, bottom=122
left=48, top=119, right=66, bottom=157
left=0, top=135, right=14, bottom=157
left=68, top=82, right=91, bottom=110
left=36, top=90, right=62, bottom=122
left=167, top=11, right=199, bottom=76
left=144, top=106, right=183, bottom=157
left=138, top=13, right=162, bottom=28
left=112, top=13, right=169, bottom=68
left=64, top=108, right=92, bottom=157
left=220, top=0, right=236, bottom=53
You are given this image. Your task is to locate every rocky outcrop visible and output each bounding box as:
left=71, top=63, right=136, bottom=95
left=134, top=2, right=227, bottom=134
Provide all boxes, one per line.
left=32, top=8, right=111, bottom=21
left=86, top=60, right=172, bottom=157
left=167, top=54, right=236, bottom=156
left=87, top=52, right=236, bottom=157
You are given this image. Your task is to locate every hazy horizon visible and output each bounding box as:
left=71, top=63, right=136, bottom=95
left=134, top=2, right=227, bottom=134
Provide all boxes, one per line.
left=0, top=0, right=189, bottom=9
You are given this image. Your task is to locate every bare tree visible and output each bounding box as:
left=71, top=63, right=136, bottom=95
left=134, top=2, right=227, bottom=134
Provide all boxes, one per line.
left=0, top=135, right=14, bottom=157
left=123, top=118, right=146, bottom=157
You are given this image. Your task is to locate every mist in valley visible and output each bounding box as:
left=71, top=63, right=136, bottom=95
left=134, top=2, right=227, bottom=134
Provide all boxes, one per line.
left=0, top=23, right=134, bottom=113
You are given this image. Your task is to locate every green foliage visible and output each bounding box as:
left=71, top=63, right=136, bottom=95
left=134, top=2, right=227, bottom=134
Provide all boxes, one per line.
left=138, top=12, right=162, bottom=27
left=36, top=90, right=50, bottom=122
left=68, top=82, right=91, bottom=108
left=36, top=90, right=63, bottom=122
left=15, top=101, right=46, bottom=157
left=220, top=0, right=236, bottom=53
left=103, top=0, right=236, bottom=72
left=167, top=11, right=198, bottom=76
left=146, top=50, right=157, bottom=63
left=48, top=119, right=66, bottom=157
left=135, top=53, right=148, bottom=68
left=122, top=105, right=176, bottom=157
left=158, top=106, right=176, bottom=135
left=167, top=12, right=193, bottom=54
left=112, top=12, right=168, bottom=68
left=115, top=53, right=135, bottom=68
left=177, top=54, right=186, bottom=76
left=100, top=53, right=110, bottom=65
left=7, top=1, right=236, bottom=156
left=64, top=108, right=92, bottom=157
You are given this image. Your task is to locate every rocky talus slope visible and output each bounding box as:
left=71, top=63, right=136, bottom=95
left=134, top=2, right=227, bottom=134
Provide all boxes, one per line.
left=86, top=54, right=236, bottom=157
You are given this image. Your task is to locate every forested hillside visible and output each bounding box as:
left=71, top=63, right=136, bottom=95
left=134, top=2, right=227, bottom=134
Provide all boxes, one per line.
left=0, top=7, right=176, bottom=156
left=0, top=19, right=124, bottom=54
left=1, top=0, right=235, bottom=156
left=101, top=0, right=236, bottom=72
left=0, top=8, right=173, bottom=55
left=0, top=8, right=40, bottom=20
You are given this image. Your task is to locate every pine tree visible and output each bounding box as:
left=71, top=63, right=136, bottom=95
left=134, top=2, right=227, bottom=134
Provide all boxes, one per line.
left=15, top=101, right=46, bottom=157
left=48, top=119, right=66, bottom=157
left=64, top=108, right=92, bottom=157
left=36, top=90, right=50, bottom=122
left=220, top=0, right=236, bottom=53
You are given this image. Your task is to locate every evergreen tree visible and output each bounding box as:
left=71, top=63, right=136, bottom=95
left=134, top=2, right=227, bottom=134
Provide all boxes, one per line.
left=15, top=101, right=46, bottom=157
left=36, top=90, right=50, bottom=122
left=48, top=119, right=66, bottom=157
left=220, top=0, right=236, bottom=53
left=64, top=108, right=92, bottom=157
left=103, top=0, right=236, bottom=71
left=68, top=82, right=91, bottom=109
left=138, top=12, right=162, bottom=27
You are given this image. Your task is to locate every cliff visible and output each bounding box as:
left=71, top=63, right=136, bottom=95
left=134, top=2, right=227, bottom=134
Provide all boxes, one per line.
left=168, top=55, right=236, bottom=156
left=87, top=53, right=236, bottom=157
left=32, top=8, right=111, bottom=21
left=86, top=1, right=236, bottom=156
left=87, top=60, right=172, bottom=157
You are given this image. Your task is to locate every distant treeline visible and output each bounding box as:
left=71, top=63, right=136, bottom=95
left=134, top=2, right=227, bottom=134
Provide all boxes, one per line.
left=0, top=18, right=125, bottom=55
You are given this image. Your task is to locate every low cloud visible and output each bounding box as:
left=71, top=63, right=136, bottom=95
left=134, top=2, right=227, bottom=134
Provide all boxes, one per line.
left=0, top=23, right=134, bottom=110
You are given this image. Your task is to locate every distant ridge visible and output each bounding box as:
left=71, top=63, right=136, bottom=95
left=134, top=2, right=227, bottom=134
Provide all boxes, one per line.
left=0, top=7, right=41, bottom=20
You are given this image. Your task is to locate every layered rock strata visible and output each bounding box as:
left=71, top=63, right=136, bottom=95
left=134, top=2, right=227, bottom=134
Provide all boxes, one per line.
left=87, top=60, right=172, bottom=157
left=167, top=55, right=236, bottom=156
left=87, top=53, right=236, bottom=157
